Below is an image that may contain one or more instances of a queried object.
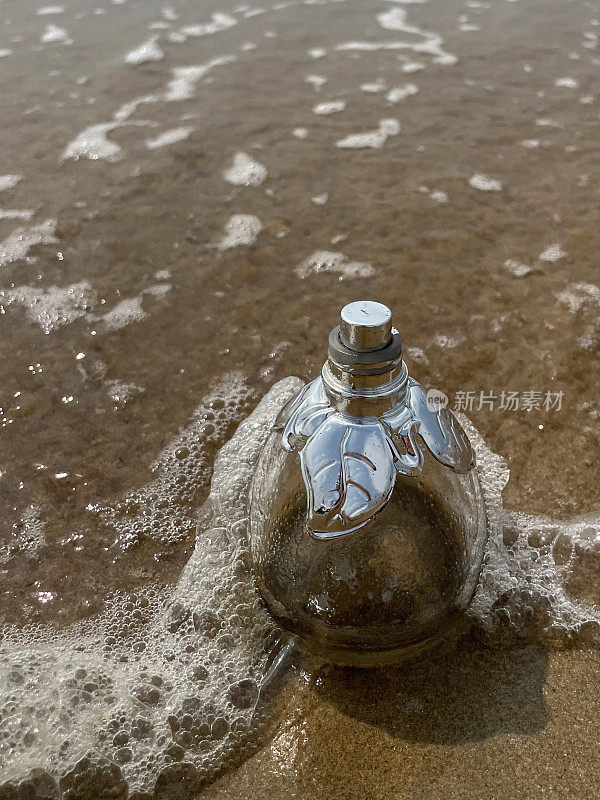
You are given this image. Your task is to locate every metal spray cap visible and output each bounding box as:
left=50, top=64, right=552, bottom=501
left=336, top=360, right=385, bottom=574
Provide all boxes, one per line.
left=324, top=301, right=405, bottom=414
left=339, top=300, right=393, bottom=351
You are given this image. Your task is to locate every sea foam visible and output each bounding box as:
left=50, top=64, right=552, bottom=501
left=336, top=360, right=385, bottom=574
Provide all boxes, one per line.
left=0, top=376, right=296, bottom=796
left=2, top=381, right=600, bottom=796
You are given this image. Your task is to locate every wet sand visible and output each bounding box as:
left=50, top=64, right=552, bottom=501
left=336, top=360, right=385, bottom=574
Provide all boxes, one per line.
left=1, top=0, right=600, bottom=796
left=204, top=645, right=600, bottom=800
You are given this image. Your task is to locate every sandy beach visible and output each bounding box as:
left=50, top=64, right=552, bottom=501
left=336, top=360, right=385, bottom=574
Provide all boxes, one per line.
left=1, top=0, right=599, bottom=796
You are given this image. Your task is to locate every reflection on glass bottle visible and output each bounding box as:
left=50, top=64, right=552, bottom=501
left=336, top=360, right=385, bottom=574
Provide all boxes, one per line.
left=249, top=301, right=488, bottom=666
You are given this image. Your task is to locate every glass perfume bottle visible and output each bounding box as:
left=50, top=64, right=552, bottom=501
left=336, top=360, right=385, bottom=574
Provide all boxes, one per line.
left=249, top=301, right=488, bottom=666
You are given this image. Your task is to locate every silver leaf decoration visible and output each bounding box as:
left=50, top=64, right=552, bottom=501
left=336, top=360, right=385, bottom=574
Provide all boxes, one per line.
left=405, top=380, right=475, bottom=473
left=279, top=375, right=475, bottom=538
left=300, top=414, right=400, bottom=537
left=278, top=378, right=334, bottom=451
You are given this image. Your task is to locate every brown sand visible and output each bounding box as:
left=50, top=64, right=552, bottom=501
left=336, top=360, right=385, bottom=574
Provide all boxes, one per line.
left=1, top=0, right=599, bottom=795
left=203, top=645, right=600, bottom=800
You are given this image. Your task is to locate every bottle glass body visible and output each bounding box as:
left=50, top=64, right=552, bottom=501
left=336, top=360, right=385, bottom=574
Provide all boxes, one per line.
left=249, top=426, right=487, bottom=667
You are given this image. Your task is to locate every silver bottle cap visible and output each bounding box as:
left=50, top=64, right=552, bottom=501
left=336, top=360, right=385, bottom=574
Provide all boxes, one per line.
left=339, top=301, right=392, bottom=351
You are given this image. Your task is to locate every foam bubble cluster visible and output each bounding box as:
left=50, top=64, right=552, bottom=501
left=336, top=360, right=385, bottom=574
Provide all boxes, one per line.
left=0, top=505, right=46, bottom=564
left=222, top=152, right=267, bottom=187
left=462, top=416, right=600, bottom=647
left=0, top=377, right=302, bottom=797
left=145, top=127, right=193, bottom=150
left=0, top=219, right=57, bottom=268
left=336, top=118, right=400, bottom=149
left=3, top=281, right=96, bottom=334
left=125, top=37, right=165, bottom=66
left=218, top=214, right=263, bottom=250
left=295, top=250, right=375, bottom=280
left=468, top=172, right=503, bottom=192
left=92, top=372, right=258, bottom=553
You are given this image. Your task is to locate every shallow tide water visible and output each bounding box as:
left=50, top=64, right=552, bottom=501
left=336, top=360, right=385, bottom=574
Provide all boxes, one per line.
left=1, top=0, right=600, bottom=797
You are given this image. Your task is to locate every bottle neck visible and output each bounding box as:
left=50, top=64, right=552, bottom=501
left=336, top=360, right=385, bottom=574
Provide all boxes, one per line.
left=323, top=319, right=406, bottom=416
left=321, top=359, right=409, bottom=417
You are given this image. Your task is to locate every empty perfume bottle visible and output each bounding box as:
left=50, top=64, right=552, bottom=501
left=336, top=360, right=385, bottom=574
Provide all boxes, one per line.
left=249, top=301, right=488, bottom=666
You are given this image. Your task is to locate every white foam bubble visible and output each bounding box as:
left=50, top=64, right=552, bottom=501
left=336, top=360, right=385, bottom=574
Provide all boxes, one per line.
left=433, top=332, right=466, bottom=348
left=430, top=189, right=448, bottom=204
left=3, top=281, right=96, bottom=334
left=223, top=151, right=267, bottom=187
left=40, top=23, right=71, bottom=44
left=145, top=126, right=193, bottom=149
left=106, top=380, right=145, bottom=407
left=0, top=209, right=35, bottom=221
left=312, top=99, right=346, bottom=115
left=37, top=5, right=65, bottom=14
left=65, top=58, right=233, bottom=164
left=149, top=20, right=170, bottom=30
left=577, top=326, right=598, bottom=350
left=536, top=117, right=560, bottom=128
left=0, top=219, right=57, bottom=267
left=0, top=175, right=22, bottom=192
left=164, top=56, right=236, bottom=101
left=305, top=74, right=327, bottom=91
left=292, top=127, right=309, bottom=139
left=295, top=249, right=375, bottom=279
left=361, top=78, right=386, bottom=92
left=336, top=118, right=400, bottom=149
left=218, top=214, right=263, bottom=249
left=375, top=6, right=457, bottom=65
left=311, top=193, right=328, bottom=205
left=469, top=172, right=503, bottom=191
left=555, top=282, right=600, bottom=313
left=94, top=284, right=171, bottom=331
left=405, top=345, right=429, bottom=365
left=125, top=37, right=164, bottom=65
left=504, top=258, right=533, bottom=278
left=0, top=49, right=13, bottom=58
left=539, top=243, right=565, bottom=262
left=113, top=93, right=159, bottom=122
left=386, top=82, right=418, bottom=102
left=336, top=37, right=456, bottom=67
left=555, top=77, right=579, bottom=88
left=520, top=138, right=540, bottom=148
left=101, top=296, right=146, bottom=331
left=144, top=283, right=172, bottom=298
left=401, top=60, right=424, bottom=73
left=0, top=505, right=45, bottom=564
left=169, top=12, right=236, bottom=42
left=62, top=122, right=122, bottom=161
left=308, top=47, right=327, bottom=59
